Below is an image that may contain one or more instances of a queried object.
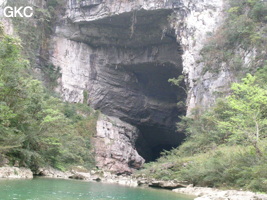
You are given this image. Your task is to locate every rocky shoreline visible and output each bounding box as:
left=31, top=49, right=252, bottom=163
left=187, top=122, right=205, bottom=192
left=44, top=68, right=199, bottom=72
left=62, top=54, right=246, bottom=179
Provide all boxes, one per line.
left=173, top=186, right=267, bottom=200
left=0, top=166, right=267, bottom=200
left=0, top=167, right=33, bottom=179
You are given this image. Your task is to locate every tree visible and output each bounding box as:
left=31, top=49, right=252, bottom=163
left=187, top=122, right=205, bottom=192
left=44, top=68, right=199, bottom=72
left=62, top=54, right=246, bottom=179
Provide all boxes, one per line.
left=0, top=25, right=95, bottom=170
left=0, top=25, right=26, bottom=152
left=178, top=70, right=267, bottom=157
left=219, top=74, right=267, bottom=154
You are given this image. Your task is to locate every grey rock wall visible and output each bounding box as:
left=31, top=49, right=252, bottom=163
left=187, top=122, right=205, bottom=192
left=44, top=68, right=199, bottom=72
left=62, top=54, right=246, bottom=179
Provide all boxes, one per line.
left=171, top=0, right=225, bottom=113
left=54, top=0, right=225, bottom=115
left=94, top=115, right=145, bottom=174
left=2, top=0, right=227, bottom=174
left=51, top=36, right=184, bottom=128
left=51, top=0, right=225, bottom=173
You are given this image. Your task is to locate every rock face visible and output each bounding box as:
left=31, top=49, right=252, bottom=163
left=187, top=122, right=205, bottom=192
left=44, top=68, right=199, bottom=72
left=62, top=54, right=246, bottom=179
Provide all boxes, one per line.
left=94, top=115, right=145, bottom=174
left=171, top=0, right=225, bottom=113
left=57, top=0, right=225, bottom=113
left=149, top=180, right=188, bottom=189
left=1, top=0, right=227, bottom=173
left=36, top=166, right=72, bottom=178
left=51, top=1, right=187, bottom=165
left=50, top=0, right=225, bottom=172
left=0, top=167, right=33, bottom=179
left=173, top=186, right=267, bottom=200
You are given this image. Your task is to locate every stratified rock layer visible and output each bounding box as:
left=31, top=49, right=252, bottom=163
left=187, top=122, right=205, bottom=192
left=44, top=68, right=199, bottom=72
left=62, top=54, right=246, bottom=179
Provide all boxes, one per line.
left=50, top=0, right=225, bottom=172
left=94, top=115, right=145, bottom=174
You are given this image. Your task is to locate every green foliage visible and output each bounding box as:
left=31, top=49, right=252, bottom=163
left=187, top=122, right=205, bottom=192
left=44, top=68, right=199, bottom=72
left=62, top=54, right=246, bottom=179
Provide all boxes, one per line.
left=42, top=64, right=61, bottom=90
left=225, top=75, right=267, bottom=146
left=250, top=1, right=267, bottom=22
left=47, top=0, right=64, bottom=7
left=177, top=145, right=267, bottom=190
left=139, top=0, right=267, bottom=193
left=185, top=70, right=267, bottom=152
left=6, top=0, right=48, bottom=65
left=7, top=0, right=65, bottom=86
left=139, top=69, right=267, bottom=192
left=200, top=0, right=267, bottom=75
left=0, top=31, right=96, bottom=171
left=168, top=75, right=187, bottom=108
left=83, top=90, right=89, bottom=104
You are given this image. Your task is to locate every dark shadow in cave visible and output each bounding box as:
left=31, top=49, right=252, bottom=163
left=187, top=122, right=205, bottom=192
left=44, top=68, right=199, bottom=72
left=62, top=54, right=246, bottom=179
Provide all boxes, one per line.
left=136, top=121, right=186, bottom=162
left=122, top=63, right=187, bottom=162
left=75, top=8, right=188, bottom=163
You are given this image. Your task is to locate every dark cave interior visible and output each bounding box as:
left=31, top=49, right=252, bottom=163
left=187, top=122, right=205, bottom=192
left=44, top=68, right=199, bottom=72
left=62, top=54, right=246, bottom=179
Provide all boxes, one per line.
left=122, top=63, right=187, bottom=162
left=71, top=8, right=187, bottom=162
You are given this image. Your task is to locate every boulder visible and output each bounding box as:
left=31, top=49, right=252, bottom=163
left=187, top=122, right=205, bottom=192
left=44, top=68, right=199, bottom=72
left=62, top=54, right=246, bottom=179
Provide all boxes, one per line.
left=0, top=167, right=33, bottom=179
left=37, top=167, right=71, bottom=178
left=69, top=173, right=88, bottom=180
left=93, top=115, right=145, bottom=174
left=0, top=154, right=9, bottom=167
left=173, top=186, right=267, bottom=200
left=149, top=180, right=188, bottom=189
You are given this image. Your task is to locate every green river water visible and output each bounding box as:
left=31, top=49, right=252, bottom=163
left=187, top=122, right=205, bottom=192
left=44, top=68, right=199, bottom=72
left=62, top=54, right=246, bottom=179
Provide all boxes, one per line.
left=0, top=178, right=194, bottom=200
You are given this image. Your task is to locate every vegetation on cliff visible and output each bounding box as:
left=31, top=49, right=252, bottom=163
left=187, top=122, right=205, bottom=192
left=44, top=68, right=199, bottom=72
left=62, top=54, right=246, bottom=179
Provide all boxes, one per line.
left=0, top=26, right=96, bottom=172
left=7, top=0, right=65, bottom=91
left=139, top=0, right=267, bottom=193
left=201, top=0, right=267, bottom=76
left=140, top=69, right=267, bottom=192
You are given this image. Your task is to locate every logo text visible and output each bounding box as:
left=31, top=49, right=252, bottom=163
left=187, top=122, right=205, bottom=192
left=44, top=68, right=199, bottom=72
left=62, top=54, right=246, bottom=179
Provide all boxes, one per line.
left=3, top=6, right=33, bottom=18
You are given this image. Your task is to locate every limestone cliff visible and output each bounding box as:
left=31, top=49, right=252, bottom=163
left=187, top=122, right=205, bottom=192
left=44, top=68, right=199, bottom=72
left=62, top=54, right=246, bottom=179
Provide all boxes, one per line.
left=54, top=0, right=225, bottom=112
left=94, top=115, right=144, bottom=174
left=49, top=0, right=226, bottom=173
left=1, top=0, right=226, bottom=174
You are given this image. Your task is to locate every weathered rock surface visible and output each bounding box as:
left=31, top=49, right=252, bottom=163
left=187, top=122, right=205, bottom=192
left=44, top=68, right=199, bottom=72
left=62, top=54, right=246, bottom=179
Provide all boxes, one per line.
left=50, top=0, right=225, bottom=170
left=54, top=0, right=226, bottom=115
left=68, top=0, right=178, bottom=24
left=51, top=26, right=185, bottom=161
left=172, top=0, right=225, bottom=114
left=67, top=169, right=139, bottom=186
left=173, top=186, right=267, bottom=200
left=0, top=154, right=9, bottom=167
left=149, top=180, right=188, bottom=189
left=93, top=114, right=145, bottom=174
left=3, top=0, right=228, bottom=173
left=69, top=172, right=91, bottom=180
left=99, top=171, right=139, bottom=187
left=36, top=166, right=72, bottom=178
left=0, top=167, right=33, bottom=179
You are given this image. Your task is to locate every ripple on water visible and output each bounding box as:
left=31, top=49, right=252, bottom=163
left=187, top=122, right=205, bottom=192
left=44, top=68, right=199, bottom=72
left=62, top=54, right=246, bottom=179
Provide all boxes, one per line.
left=0, top=178, right=194, bottom=200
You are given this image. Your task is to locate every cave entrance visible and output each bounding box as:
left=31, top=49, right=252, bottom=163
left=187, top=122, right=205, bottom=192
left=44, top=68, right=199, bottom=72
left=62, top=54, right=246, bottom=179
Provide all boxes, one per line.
left=67, top=8, right=188, bottom=162
left=94, top=9, right=187, bottom=162
left=136, top=126, right=185, bottom=162
left=121, top=62, right=187, bottom=162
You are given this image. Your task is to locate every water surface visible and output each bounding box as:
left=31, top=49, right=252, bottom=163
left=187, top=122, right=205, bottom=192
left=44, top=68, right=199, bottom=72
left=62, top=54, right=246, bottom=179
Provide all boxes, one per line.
left=0, top=177, right=194, bottom=200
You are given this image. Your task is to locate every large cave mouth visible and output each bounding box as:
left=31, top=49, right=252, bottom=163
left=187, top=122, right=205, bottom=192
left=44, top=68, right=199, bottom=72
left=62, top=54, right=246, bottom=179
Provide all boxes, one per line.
left=120, top=62, right=187, bottom=162
left=131, top=63, right=186, bottom=162
left=92, top=60, right=187, bottom=162
left=136, top=125, right=186, bottom=162
left=93, top=10, right=187, bottom=162
left=65, top=7, right=187, bottom=162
